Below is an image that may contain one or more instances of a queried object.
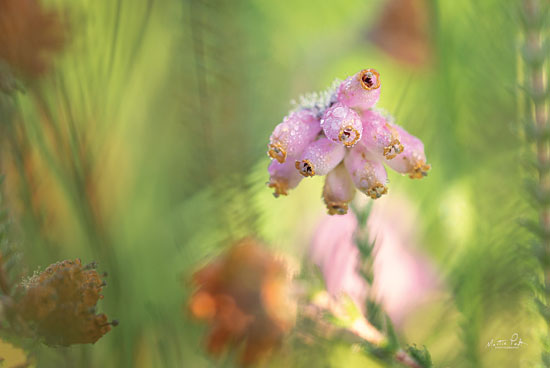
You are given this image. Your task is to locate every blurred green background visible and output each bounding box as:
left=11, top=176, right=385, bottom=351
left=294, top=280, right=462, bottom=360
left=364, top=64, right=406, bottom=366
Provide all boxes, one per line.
left=0, top=0, right=541, bottom=367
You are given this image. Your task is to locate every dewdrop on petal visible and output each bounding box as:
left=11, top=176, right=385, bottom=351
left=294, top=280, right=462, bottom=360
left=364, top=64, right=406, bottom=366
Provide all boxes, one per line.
left=268, top=109, right=321, bottom=163
left=267, top=159, right=303, bottom=197
left=359, top=109, right=403, bottom=160
left=337, top=69, right=381, bottom=110
left=323, top=163, right=356, bottom=215
left=345, top=146, right=388, bottom=199
left=320, top=102, right=363, bottom=147
left=295, top=137, right=346, bottom=177
left=385, top=124, right=430, bottom=179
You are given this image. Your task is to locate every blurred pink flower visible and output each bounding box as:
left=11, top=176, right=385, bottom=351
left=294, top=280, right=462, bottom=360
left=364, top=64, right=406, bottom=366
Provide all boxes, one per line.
left=309, top=195, right=441, bottom=327
left=310, top=213, right=367, bottom=307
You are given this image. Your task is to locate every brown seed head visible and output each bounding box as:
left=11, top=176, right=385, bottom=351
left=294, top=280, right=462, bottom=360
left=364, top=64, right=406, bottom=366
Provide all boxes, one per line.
left=17, top=259, right=113, bottom=346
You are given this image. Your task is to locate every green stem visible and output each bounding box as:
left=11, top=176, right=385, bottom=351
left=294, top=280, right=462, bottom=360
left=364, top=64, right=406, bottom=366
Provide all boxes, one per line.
left=350, top=203, right=430, bottom=368
left=521, top=0, right=550, bottom=364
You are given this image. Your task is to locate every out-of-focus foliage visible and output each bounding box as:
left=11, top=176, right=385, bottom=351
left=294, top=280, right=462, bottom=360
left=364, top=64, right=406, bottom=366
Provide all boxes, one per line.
left=0, top=0, right=540, bottom=367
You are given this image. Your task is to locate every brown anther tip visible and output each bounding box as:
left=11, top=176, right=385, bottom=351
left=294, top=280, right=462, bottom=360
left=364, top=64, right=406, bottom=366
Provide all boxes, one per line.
left=326, top=202, right=349, bottom=215
left=409, top=162, right=431, bottom=179
left=268, top=143, right=287, bottom=164
left=111, top=320, right=119, bottom=327
left=296, top=160, right=315, bottom=177
left=267, top=181, right=288, bottom=197
left=359, top=69, right=381, bottom=90
left=338, top=126, right=361, bottom=147
left=84, top=261, right=98, bottom=270
left=383, top=139, right=404, bottom=159
left=366, top=183, right=388, bottom=199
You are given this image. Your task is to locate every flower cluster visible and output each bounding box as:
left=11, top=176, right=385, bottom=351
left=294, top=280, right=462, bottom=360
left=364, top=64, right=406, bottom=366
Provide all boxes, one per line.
left=189, top=239, right=293, bottom=366
left=15, top=259, right=115, bottom=346
left=267, top=69, right=430, bottom=215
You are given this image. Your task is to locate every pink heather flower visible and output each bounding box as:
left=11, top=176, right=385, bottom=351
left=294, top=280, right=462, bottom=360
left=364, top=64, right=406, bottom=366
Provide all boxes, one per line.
left=337, top=69, right=381, bottom=110
left=309, top=196, right=442, bottom=327
left=268, top=109, right=321, bottom=163
left=384, top=123, right=430, bottom=179
left=266, top=69, right=430, bottom=211
left=320, top=102, right=363, bottom=147
left=358, top=109, right=403, bottom=160
left=295, top=137, right=346, bottom=177
left=267, top=159, right=303, bottom=197
left=344, top=146, right=388, bottom=199
left=323, top=163, right=356, bottom=215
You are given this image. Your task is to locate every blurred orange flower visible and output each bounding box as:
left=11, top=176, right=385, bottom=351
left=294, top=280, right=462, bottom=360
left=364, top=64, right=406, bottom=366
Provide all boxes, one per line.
left=16, top=259, right=114, bottom=346
left=0, top=0, right=65, bottom=78
left=189, top=239, right=293, bottom=366
left=368, top=0, right=433, bottom=67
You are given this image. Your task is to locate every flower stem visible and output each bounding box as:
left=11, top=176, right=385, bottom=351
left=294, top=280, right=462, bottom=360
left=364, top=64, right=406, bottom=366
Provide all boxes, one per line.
left=524, top=0, right=550, bottom=283
left=521, top=0, right=550, bottom=364
left=302, top=302, right=423, bottom=368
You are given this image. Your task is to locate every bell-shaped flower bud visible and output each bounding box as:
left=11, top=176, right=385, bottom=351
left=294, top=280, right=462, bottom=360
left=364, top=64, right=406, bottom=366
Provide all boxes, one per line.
left=337, top=69, right=381, bottom=110
left=320, top=102, right=363, bottom=147
left=344, top=146, right=388, bottom=199
left=295, top=137, right=346, bottom=178
left=385, top=124, right=430, bottom=179
left=267, top=109, right=321, bottom=163
left=323, top=163, right=356, bottom=215
left=267, top=159, right=303, bottom=197
left=359, top=108, right=404, bottom=160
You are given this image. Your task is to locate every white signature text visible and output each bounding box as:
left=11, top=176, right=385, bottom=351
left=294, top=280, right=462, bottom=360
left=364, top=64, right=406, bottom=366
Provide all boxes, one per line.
left=486, top=333, right=527, bottom=350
